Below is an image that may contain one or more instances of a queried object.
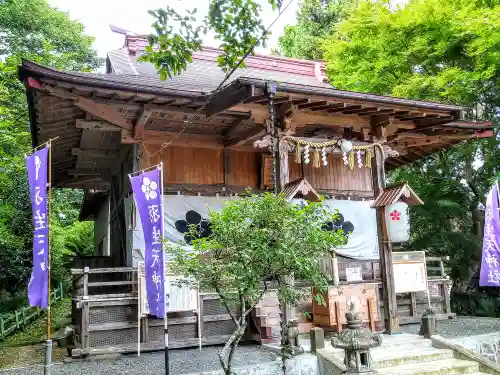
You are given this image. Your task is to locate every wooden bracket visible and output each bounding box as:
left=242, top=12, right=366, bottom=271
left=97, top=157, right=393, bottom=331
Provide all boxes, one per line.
left=133, top=106, right=152, bottom=140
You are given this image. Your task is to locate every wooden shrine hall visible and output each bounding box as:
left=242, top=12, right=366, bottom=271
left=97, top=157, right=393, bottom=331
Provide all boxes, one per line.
left=18, top=30, right=495, bottom=356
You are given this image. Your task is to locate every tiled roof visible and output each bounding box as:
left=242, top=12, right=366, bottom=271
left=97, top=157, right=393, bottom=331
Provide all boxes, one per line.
left=371, top=183, right=424, bottom=207
left=106, top=46, right=333, bottom=94
left=283, top=178, right=322, bottom=202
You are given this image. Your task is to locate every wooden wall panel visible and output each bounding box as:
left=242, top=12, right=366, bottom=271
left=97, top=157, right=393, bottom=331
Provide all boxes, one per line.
left=146, top=146, right=224, bottom=185
left=229, top=150, right=260, bottom=188
left=288, top=154, right=373, bottom=193
left=140, top=146, right=260, bottom=188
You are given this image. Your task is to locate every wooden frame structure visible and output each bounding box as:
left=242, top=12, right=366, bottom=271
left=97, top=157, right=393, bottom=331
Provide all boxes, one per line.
left=18, top=31, right=494, bottom=354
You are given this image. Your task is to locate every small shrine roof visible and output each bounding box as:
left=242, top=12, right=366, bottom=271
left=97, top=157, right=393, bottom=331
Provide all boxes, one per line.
left=371, top=183, right=424, bottom=207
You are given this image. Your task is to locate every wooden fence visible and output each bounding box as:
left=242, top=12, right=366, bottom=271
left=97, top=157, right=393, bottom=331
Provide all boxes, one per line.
left=0, top=282, right=64, bottom=340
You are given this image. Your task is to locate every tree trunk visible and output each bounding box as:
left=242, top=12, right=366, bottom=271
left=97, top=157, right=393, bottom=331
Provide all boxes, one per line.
left=218, top=320, right=247, bottom=375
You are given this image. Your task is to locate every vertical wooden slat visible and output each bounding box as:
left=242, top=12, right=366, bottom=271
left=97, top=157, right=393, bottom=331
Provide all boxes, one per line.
left=442, top=283, right=451, bottom=314
left=82, top=303, right=89, bottom=350
left=83, top=266, right=89, bottom=299
left=368, top=299, right=376, bottom=332
left=410, top=292, right=417, bottom=317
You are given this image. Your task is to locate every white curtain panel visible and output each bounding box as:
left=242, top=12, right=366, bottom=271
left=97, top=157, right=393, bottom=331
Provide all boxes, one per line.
left=132, top=195, right=379, bottom=261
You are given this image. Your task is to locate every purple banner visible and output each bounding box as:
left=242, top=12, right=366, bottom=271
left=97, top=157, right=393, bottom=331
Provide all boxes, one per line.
left=26, top=147, right=49, bottom=309
left=480, top=183, right=500, bottom=286
left=130, top=167, right=165, bottom=317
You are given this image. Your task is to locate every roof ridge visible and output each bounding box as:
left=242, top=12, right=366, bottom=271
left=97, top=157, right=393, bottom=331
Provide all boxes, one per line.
left=109, top=26, right=327, bottom=82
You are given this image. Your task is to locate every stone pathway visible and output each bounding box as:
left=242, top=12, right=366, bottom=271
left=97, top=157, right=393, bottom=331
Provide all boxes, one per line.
left=0, top=345, right=278, bottom=375
left=400, top=317, right=500, bottom=338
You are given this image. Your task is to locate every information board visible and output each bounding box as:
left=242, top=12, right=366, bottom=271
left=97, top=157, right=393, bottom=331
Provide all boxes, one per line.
left=393, top=251, right=428, bottom=294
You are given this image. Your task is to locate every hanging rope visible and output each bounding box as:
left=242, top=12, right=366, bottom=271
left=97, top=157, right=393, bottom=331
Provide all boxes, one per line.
left=282, top=135, right=384, bottom=169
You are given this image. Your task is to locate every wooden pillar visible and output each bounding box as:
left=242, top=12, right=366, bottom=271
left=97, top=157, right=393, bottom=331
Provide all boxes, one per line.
left=223, top=149, right=232, bottom=186
left=371, top=145, right=399, bottom=334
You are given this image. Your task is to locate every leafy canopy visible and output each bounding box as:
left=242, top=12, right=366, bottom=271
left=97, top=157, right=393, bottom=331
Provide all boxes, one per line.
left=0, top=0, right=100, bottom=309
left=318, top=0, right=500, bottom=310
left=278, top=0, right=355, bottom=60
left=141, top=0, right=286, bottom=78
left=323, top=0, right=500, bottom=105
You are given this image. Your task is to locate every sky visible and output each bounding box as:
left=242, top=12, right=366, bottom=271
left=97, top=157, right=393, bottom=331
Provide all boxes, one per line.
left=46, top=0, right=300, bottom=58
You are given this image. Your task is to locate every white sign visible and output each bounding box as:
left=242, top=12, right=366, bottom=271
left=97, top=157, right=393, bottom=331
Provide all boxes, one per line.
left=393, top=254, right=428, bottom=294
left=346, top=267, right=363, bottom=282
left=386, top=202, right=410, bottom=243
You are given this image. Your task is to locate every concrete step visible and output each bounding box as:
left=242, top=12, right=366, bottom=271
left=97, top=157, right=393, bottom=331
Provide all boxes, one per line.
left=377, top=358, right=479, bottom=375
left=374, top=347, right=455, bottom=368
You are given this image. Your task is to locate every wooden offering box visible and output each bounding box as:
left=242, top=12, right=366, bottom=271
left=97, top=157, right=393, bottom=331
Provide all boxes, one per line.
left=312, top=283, right=378, bottom=332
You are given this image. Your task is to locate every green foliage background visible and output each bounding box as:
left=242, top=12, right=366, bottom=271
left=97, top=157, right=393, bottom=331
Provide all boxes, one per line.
left=278, top=0, right=500, bottom=316
left=0, top=0, right=101, bottom=312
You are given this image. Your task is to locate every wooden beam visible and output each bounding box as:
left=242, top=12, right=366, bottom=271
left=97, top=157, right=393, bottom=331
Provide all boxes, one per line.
left=326, top=104, right=359, bottom=113
left=225, top=119, right=247, bottom=139
left=205, top=84, right=254, bottom=116
left=68, top=169, right=112, bottom=177
left=74, top=96, right=133, bottom=130
left=225, top=127, right=266, bottom=147
left=72, top=148, right=119, bottom=159
left=123, top=130, right=225, bottom=149
left=311, top=103, right=344, bottom=112
left=133, top=106, right=152, bottom=140
left=359, top=108, right=394, bottom=116
left=231, top=103, right=370, bottom=129
left=298, top=100, right=327, bottom=109
left=75, top=119, right=121, bottom=132
left=54, top=176, right=104, bottom=188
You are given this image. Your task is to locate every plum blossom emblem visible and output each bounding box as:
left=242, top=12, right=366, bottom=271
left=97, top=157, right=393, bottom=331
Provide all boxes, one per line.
left=141, top=176, right=158, bottom=201
left=389, top=210, right=401, bottom=221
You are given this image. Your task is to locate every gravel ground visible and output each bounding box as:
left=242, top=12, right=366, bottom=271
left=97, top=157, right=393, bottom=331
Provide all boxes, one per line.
left=0, top=345, right=278, bottom=375
left=400, top=316, right=500, bottom=338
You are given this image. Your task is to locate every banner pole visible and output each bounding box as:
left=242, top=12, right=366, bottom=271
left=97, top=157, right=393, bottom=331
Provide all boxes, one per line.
left=160, top=162, right=169, bottom=375
left=137, top=262, right=141, bottom=357
left=44, top=141, right=53, bottom=375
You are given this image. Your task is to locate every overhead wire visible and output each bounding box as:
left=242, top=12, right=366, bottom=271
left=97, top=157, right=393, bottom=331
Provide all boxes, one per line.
left=150, top=0, right=295, bottom=157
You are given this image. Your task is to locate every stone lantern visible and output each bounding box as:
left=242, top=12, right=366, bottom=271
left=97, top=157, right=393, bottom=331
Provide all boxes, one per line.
left=331, top=303, right=382, bottom=374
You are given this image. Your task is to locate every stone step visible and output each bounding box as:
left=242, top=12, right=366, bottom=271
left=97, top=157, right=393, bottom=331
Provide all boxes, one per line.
left=374, top=348, right=455, bottom=368
left=377, top=358, right=479, bottom=375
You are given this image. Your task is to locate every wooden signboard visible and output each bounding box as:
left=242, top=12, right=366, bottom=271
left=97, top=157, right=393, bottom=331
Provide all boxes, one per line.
left=261, top=155, right=274, bottom=189
left=392, top=251, right=428, bottom=294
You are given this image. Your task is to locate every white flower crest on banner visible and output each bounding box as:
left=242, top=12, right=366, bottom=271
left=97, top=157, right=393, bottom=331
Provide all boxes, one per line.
left=141, top=176, right=158, bottom=201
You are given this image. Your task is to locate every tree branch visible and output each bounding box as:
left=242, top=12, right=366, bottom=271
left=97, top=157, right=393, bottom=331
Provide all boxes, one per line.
left=215, top=284, right=238, bottom=326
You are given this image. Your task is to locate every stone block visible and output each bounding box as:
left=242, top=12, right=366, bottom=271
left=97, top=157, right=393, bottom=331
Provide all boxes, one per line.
left=310, top=327, right=325, bottom=353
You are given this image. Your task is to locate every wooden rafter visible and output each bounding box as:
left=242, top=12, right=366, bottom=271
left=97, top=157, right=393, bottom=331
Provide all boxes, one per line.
left=44, top=85, right=133, bottom=131
left=225, top=127, right=266, bottom=147
left=75, top=119, right=121, bottom=131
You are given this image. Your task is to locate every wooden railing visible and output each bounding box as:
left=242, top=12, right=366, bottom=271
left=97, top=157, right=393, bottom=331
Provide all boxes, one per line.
left=0, top=282, right=64, bottom=340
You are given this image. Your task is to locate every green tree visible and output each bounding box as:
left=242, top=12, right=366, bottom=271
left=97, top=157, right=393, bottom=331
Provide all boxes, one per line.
left=141, top=0, right=289, bottom=78
left=167, top=193, right=345, bottom=374
left=0, top=0, right=100, bottom=309
left=278, top=0, right=355, bottom=60
left=322, top=0, right=500, bottom=310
